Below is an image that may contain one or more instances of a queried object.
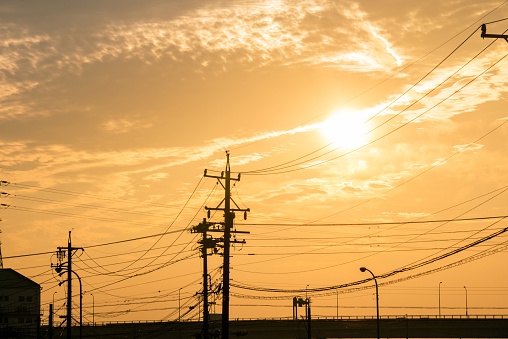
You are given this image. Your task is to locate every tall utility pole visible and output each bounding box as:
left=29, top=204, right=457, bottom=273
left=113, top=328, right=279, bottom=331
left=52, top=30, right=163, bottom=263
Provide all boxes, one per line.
left=53, top=231, right=83, bottom=339
left=204, top=152, right=249, bottom=339
left=66, top=234, right=72, bottom=339
left=191, top=218, right=222, bottom=339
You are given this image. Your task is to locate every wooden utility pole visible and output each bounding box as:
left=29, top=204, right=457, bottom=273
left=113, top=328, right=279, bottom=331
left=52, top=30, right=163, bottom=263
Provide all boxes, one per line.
left=204, top=152, right=249, bottom=339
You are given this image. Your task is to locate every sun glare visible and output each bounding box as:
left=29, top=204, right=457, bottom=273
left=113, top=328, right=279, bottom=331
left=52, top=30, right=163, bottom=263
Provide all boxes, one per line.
left=320, top=110, right=369, bottom=149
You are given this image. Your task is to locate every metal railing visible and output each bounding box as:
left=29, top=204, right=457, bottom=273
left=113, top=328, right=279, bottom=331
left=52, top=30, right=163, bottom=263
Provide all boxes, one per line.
left=39, top=314, right=508, bottom=326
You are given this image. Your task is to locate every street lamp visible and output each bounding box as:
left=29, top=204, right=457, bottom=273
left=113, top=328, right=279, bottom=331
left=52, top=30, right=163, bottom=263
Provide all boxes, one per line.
left=70, top=270, right=83, bottom=339
left=51, top=291, right=57, bottom=339
left=464, top=286, right=468, bottom=317
left=439, top=282, right=443, bottom=318
left=360, top=267, right=379, bottom=339
left=91, top=293, right=95, bottom=326
left=336, top=289, right=339, bottom=319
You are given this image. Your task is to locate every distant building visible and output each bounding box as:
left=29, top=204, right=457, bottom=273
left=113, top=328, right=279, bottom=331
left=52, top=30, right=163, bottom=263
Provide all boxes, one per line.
left=0, top=268, right=40, bottom=338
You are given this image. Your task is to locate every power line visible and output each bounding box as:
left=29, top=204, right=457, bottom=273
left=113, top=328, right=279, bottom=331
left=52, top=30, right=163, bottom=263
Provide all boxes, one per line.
left=231, top=222, right=508, bottom=294
left=243, top=38, right=504, bottom=176
left=239, top=25, right=484, bottom=175
left=6, top=181, right=180, bottom=209
left=238, top=215, right=508, bottom=227
left=8, top=194, right=176, bottom=218
left=232, top=1, right=507, bottom=153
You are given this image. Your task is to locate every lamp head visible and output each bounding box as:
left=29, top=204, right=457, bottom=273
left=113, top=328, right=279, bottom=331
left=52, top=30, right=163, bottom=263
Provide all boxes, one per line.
left=360, top=267, right=366, bottom=272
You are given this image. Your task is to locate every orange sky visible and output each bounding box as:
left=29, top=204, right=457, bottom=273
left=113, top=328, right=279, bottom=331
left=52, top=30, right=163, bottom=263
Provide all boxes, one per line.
left=1, top=0, right=508, bottom=324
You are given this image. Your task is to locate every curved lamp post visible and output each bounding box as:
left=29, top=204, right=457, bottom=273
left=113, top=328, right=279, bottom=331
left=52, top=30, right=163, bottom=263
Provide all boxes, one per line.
left=360, top=267, right=379, bottom=339
left=70, top=270, right=83, bottom=339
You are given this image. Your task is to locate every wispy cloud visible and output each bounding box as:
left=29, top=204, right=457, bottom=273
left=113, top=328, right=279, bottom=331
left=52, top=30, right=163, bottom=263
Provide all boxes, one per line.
left=0, top=0, right=413, bottom=122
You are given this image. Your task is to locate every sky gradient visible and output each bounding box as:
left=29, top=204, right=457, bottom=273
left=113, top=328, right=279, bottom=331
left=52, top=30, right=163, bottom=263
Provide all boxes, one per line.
left=1, top=0, right=508, bottom=323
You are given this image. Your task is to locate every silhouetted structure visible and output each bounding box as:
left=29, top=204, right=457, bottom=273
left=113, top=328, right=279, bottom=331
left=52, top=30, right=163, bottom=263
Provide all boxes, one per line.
left=0, top=268, right=40, bottom=338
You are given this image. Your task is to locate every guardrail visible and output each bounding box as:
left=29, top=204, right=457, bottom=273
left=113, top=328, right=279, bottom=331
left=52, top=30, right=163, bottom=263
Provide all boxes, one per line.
left=40, top=314, right=508, bottom=326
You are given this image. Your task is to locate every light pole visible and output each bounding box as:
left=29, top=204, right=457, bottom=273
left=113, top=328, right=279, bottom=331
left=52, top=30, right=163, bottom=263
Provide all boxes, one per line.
left=336, top=289, right=339, bottom=319
left=91, top=293, right=95, bottom=326
left=463, top=286, right=468, bottom=317
left=51, top=291, right=57, bottom=339
left=70, top=270, right=83, bottom=339
left=439, top=282, right=443, bottom=318
left=360, top=267, right=379, bottom=339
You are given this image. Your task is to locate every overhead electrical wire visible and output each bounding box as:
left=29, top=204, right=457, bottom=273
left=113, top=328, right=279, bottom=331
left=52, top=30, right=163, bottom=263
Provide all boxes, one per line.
left=231, top=2, right=508, bottom=152
left=231, top=222, right=508, bottom=295
left=1, top=228, right=189, bottom=260
left=238, top=214, right=508, bottom=227
left=8, top=194, right=176, bottom=218
left=7, top=7, right=508, bottom=325
left=243, top=35, right=505, bottom=176
left=8, top=205, right=175, bottom=228
left=234, top=186, right=508, bottom=266
left=75, top=247, right=195, bottom=277
left=309, top=95, right=508, bottom=225
left=240, top=30, right=486, bottom=175
left=23, top=180, right=216, bottom=309
left=247, top=226, right=507, bottom=241
left=113, top=178, right=217, bottom=276
left=84, top=176, right=205, bottom=276
left=238, top=238, right=508, bottom=299
left=5, top=181, right=181, bottom=209
left=80, top=252, right=198, bottom=295
left=399, top=192, right=508, bottom=268
left=233, top=186, right=508, bottom=274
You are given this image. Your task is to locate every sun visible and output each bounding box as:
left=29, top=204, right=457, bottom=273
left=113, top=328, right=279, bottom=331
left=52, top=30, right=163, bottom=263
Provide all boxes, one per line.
left=320, top=110, right=369, bottom=149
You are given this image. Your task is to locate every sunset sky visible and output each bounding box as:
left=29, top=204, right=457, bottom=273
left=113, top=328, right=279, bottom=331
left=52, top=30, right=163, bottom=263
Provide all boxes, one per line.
left=1, top=0, right=508, bottom=324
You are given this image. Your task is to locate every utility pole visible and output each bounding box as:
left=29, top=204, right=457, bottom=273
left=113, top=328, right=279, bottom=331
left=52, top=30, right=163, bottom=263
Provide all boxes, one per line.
left=49, top=303, right=53, bottom=339
left=53, top=231, right=83, bottom=339
left=67, top=234, right=72, bottom=339
left=293, top=297, right=311, bottom=339
left=204, top=152, right=249, bottom=339
left=191, top=218, right=223, bottom=339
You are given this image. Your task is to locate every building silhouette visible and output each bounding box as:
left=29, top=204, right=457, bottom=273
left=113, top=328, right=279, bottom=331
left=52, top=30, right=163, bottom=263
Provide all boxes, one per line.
left=0, top=268, right=40, bottom=338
